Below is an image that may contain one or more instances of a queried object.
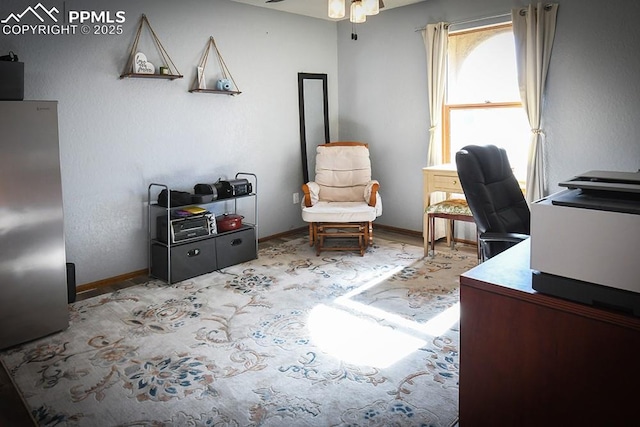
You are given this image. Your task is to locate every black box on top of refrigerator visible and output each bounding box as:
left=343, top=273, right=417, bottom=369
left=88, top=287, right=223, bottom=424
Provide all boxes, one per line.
left=0, top=61, right=24, bottom=100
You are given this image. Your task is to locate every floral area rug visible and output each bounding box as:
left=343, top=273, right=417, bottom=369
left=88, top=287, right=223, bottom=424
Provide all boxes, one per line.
left=1, top=237, right=476, bottom=426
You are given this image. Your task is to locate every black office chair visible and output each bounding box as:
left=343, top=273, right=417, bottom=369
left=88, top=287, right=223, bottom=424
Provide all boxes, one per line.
left=455, top=145, right=530, bottom=261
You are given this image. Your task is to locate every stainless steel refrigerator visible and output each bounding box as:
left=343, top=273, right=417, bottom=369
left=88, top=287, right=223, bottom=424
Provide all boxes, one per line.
left=0, top=100, right=68, bottom=349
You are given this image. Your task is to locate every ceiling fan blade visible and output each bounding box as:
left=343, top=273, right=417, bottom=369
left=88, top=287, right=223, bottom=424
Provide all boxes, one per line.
left=266, top=0, right=284, bottom=3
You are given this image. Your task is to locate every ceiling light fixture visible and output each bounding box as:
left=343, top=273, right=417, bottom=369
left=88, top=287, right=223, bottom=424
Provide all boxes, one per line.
left=363, top=0, right=380, bottom=16
left=350, top=0, right=366, bottom=23
left=328, top=0, right=345, bottom=19
left=328, top=0, right=384, bottom=23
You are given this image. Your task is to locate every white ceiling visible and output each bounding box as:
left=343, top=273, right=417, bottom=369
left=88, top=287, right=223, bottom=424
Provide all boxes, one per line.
left=229, top=0, right=428, bottom=21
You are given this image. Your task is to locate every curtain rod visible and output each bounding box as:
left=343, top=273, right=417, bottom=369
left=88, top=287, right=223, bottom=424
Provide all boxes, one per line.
left=414, top=12, right=511, bottom=32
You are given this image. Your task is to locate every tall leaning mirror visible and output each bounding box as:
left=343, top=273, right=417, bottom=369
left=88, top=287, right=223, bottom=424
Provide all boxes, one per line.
left=298, top=73, right=329, bottom=184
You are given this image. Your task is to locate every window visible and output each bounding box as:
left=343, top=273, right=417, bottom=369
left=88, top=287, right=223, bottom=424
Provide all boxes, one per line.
left=443, top=24, right=529, bottom=182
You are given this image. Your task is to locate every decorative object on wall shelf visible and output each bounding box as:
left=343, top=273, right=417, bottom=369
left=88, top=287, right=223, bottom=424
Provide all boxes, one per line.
left=189, top=36, right=241, bottom=96
left=133, top=52, right=155, bottom=74
left=197, top=66, right=206, bottom=89
left=120, top=14, right=183, bottom=80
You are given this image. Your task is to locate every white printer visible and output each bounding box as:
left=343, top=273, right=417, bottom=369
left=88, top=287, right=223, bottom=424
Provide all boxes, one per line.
left=530, top=170, right=640, bottom=316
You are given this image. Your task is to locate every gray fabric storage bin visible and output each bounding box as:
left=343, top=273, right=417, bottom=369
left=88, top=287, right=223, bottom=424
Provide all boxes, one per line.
left=151, top=238, right=217, bottom=283
left=216, top=227, right=257, bottom=269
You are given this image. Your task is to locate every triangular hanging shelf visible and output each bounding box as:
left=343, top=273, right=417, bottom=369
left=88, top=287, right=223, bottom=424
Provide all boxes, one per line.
left=120, top=14, right=183, bottom=80
left=189, top=36, right=241, bottom=96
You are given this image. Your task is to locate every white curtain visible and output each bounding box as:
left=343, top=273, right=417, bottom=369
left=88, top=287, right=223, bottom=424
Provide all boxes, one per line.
left=512, top=3, right=558, bottom=202
left=422, top=22, right=449, bottom=167
left=422, top=23, right=449, bottom=243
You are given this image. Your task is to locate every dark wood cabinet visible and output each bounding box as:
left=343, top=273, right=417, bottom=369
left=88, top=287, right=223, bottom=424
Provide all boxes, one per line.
left=459, top=241, right=640, bottom=426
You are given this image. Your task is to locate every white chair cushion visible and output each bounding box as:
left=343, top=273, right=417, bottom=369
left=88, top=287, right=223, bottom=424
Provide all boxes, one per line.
left=302, top=201, right=379, bottom=223
left=315, top=145, right=372, bottom=202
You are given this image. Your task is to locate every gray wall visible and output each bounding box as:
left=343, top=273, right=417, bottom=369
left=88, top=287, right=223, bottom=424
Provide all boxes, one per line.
left=338, top=0, right=640, bottom=233
left=2, top=0, right=639, bottom=285
left=1, top=0, right=338, bottom=285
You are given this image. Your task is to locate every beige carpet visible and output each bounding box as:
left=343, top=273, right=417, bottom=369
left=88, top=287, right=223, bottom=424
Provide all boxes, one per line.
left=1, top=237, right=476, bottom=426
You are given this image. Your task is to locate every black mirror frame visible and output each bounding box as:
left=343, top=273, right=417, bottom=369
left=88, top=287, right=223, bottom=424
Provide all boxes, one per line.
left=298, top=72, right=330, bottom=184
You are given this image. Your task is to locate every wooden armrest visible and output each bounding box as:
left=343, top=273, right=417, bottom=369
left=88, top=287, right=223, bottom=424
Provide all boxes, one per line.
left=302, top=183, right=312, bottom=207
left=367, top=182, right=379, bottom=207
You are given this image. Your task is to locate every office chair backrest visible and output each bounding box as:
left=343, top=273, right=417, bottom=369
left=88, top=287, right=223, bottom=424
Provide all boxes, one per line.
left=455, top=145, right=530, bottom=235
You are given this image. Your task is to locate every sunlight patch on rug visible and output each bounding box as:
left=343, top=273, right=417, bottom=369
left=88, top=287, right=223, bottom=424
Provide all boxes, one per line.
left=336, top=281, right=461, bottom=338
left=308, top=304, right=426, bottom=369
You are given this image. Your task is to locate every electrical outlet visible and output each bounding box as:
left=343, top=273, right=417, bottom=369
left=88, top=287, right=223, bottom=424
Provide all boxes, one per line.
left=292, top=192, right=300, bottom=204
